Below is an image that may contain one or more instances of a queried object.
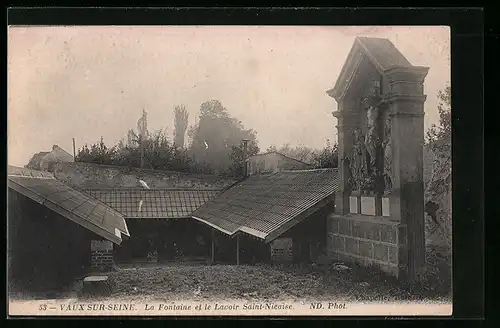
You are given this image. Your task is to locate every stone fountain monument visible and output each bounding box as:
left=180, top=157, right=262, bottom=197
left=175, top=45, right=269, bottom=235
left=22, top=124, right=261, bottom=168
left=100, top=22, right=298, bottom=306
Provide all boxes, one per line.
left=326, top=37, right=429, bottom=282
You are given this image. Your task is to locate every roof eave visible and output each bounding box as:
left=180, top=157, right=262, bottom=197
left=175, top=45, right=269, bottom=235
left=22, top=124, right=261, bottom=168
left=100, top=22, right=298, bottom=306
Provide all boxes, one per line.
left=233, top=227, right=268, bottom=240
left=8, top=176, right=129, bottom=244
left=264, top=193, right=336, bottom=244
left=8, top=180, right=124, bottom=245
left=328, top=40, right=366, bottom=102
left=191, top=216, right=234, bottom=236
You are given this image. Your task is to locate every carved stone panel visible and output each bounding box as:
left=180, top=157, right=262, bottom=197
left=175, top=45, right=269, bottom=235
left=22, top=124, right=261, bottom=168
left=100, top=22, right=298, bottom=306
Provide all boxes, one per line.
left=351, top=80, right=387, bottom=195
left=348, top=128, right=368, bottom=192
left=383, top=115, right=393, bottom=194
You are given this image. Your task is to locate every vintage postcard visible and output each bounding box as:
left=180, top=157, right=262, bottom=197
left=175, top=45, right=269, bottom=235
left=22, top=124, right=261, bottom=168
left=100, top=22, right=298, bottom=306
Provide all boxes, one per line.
left=7, top=25, right=452, bottom=317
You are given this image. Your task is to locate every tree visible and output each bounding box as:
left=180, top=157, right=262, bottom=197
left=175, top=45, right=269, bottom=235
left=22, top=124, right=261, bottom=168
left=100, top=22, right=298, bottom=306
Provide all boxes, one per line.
left=188, top=100, right=260, bottom=174
left=311, top=139, right=339, bottom=169
left=266, top=142, right=338, bottom=168
left=426, top=84, right=451, bottom=151
left=229, top=140, right=260, bottom=178
left=266, top=145, right=278, bottom=153
left=274, top=143, right=315, bottom=163
left=424, top=83, right=452, bottom=251
left=173, top=105, right=189, bottom=149
left=75, top=137, right=116, bottom=165
left=75, top=130, right=192, bottom=172
left=137, top=108, right=149, bottom=140
left=124, top=109, right=150, bottom=168
left=142, top=130, right=192, bottom=171
left=127, top=129, right=137, bottom=147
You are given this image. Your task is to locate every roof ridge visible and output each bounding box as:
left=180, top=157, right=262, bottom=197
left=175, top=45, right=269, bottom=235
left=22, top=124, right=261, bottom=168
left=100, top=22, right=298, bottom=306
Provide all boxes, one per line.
left=7, top=165, right=55, bottom=179
left=82, top=188, right=223, bottom=191
left=356, top=36, right=390, bottom=40
left=66, top=162, right=230, bottom=178
left=281, top=168, right=338, bottom=173
left=250, top=151, right=312, bottom=165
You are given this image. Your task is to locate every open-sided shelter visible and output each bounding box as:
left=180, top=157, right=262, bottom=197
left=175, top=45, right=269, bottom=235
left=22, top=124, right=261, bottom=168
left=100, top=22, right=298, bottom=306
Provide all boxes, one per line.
left=191, top=169, right=339, bottom=264
left=7, top=166, right=129, bottom=294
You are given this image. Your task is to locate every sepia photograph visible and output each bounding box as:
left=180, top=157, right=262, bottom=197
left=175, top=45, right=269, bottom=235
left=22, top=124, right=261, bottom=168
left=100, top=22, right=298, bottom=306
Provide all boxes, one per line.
left=7, top=25, right=452, bottom=316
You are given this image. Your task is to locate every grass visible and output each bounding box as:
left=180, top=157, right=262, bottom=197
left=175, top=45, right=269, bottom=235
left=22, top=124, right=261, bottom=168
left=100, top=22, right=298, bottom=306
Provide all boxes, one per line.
left=86, top=246, right=451, bottom=303
left=9, top=246, right=451, bottom=303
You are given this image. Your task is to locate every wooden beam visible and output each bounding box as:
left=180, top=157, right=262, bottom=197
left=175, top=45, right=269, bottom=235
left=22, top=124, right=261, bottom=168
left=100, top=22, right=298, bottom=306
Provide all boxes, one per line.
left=236, top=234, right=240, bottom=265
left=211, top=229, right=215, bottom=264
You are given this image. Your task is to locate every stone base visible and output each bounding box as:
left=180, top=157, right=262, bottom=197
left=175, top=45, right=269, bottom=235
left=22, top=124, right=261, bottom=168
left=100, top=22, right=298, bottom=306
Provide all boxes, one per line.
left=91, top=240, right=114, bottom=272
left=327, top=213, right=407, bottom=279
left=270, top=238, right=293, bottom=262
left=82, top=276, right=112, bottom=297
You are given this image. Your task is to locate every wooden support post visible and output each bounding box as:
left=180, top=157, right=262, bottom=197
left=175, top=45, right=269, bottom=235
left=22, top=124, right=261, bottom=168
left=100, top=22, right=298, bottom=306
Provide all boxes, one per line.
left=236, top=234, right=240, bottom=265
left=211, top=229, right=215, bottom=264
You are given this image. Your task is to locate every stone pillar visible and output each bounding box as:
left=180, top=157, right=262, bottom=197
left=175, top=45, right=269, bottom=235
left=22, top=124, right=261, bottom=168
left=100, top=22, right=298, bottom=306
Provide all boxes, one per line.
left=91, top=240, right=114, bottom=271
left=385, top=66, right=429, bottom=281
left=332, top=100, right=359, bottom=215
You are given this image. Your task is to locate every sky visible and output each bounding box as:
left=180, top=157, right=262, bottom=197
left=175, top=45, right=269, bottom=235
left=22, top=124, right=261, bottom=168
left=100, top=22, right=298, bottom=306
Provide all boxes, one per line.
left=8, top=26, right=450, bottom=167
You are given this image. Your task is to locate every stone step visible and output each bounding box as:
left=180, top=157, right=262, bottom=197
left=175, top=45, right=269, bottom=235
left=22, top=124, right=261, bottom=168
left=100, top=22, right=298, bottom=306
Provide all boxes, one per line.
left=82, top=276, right=111, bottom=297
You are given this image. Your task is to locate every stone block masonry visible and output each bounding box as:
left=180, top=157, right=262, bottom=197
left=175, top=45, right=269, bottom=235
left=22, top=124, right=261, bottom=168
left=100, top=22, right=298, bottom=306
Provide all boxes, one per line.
left=91, top=240, right=114, bottom=271
left=327, top=213, right=407, bottom=278
left=52, top=162, right=237, bottom=189
left=271, top=238, right=293, bottom=262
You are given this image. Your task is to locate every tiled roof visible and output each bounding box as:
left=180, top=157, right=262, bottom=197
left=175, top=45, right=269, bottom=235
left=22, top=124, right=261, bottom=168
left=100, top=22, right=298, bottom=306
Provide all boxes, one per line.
left=249, top=151, right=311, bottom=165
left=191, top=169, right=339, bottom=242
left=7, top=166, right=129, bottom=244
left=83, top=189, right=222, bottom=219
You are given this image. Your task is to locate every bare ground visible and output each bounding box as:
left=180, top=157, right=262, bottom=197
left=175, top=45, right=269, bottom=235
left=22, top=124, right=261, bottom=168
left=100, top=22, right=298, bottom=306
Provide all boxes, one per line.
left=83, top=251, right=451, bottom=303
left=10, top=246, right=451, bottom=303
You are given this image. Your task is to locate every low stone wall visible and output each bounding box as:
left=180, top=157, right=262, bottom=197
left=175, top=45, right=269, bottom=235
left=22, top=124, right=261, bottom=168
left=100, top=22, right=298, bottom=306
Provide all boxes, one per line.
left=327, top=214, right=407, bottom=278
left=91, top=240, right=114, bottom=271
left=51, top=162, right=237, bottom=190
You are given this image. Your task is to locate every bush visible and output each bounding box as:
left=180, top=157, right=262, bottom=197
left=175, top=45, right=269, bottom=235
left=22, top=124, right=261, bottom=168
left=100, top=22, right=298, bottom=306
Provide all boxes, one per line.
left=75, top=132, right=193, bottom=172
left=424, top=84, right=452, bottom=253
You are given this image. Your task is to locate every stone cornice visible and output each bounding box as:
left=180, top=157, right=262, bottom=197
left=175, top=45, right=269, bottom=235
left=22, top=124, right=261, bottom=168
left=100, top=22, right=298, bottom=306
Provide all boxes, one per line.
left=336, top=124, right=359, bottom=129
left=327, top=47, right=365, bottom=101
left=392, top=112, right=425, bottom=118
left=384, top=66, right=430, bottom=84
left=332, top=110, right=360, bottom=118
left=384, top=93, right=427, bottom=104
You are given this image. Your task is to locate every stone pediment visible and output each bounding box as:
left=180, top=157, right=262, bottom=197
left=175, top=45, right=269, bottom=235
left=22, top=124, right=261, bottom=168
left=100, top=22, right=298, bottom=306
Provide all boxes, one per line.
left=327, top=37, right=428, bottom=102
